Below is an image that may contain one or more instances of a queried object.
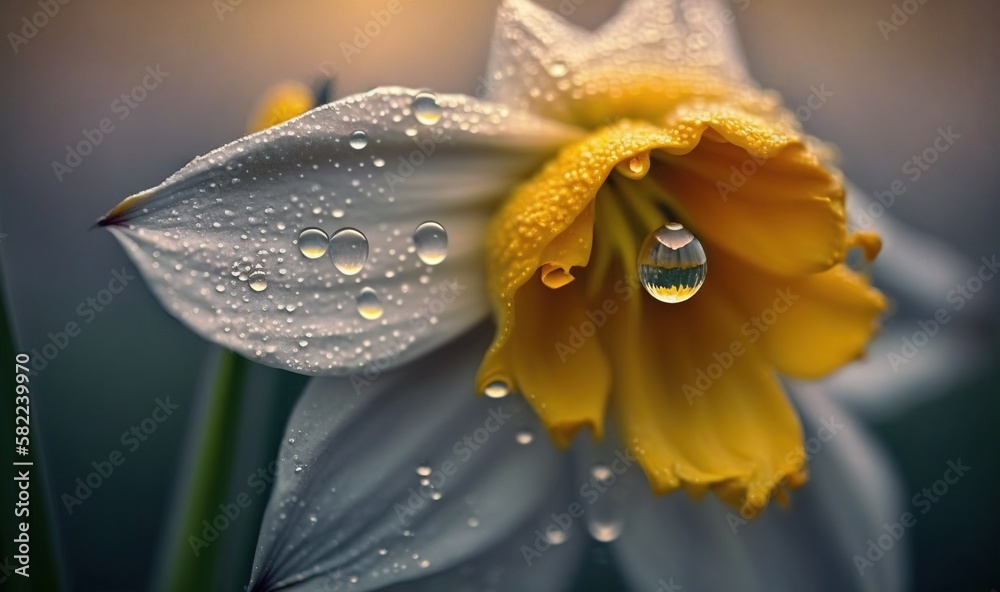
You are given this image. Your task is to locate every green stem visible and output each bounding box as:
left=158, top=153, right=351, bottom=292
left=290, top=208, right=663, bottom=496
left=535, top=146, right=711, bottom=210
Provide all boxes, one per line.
left=0, top=256, right=63, bottom=590
left=158, top=349, right=247, bottom=592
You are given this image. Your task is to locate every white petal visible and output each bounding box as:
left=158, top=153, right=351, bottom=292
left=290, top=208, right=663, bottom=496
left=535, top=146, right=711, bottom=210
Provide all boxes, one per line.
left=102, top=87, right=581, bottom=375
left=609, top=388, right=907, bottom=592
left=248, top=327, right=583, bottom=592
left=483, top=0, right=749, bottom=119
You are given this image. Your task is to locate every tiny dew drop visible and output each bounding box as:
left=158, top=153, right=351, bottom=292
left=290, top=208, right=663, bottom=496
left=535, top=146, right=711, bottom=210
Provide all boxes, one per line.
left=515, top=429, right=534, bottom=445
left=588, top=520, right=623, bottom=543
left=483, top=380, right=509, bottom=399
left=549, top=61, right=568, bottom=78
left=591, top=464, right=613, bottom=483
left=545, top=529, right=568, bottom=545
left=248, top=269, right=268, bottom=292
left=416, top=465, right=432, bottom=477
left=356, top=287, right=383, bottom=320
left=413, top=221, right=448, bottom=265
left=329, top=228, right=369, bottom=275
left=412, top=92, right=442, bottom=125
left=348, top=130, right=368, bottom=149
left=637, top=223, right=707, bottom=303
left=297, top=227, right=329, bottom=259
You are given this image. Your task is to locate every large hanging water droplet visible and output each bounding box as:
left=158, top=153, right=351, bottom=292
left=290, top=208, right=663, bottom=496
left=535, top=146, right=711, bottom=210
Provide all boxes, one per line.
left=297, top=227, right=329, bottom=259
left=483, top=380, right=509, bottom=399
left=637, top=223, right=707, bottom=303
left=329, top=228, right=369, bottom=275
left=248, top=269, right=268, bottom=292
left=413, top=221, right=448, bottom=265
left=356, top=287, right=383, bottom=320
left=412, top=92, right=442, bottom=125
left=348, top=130, right=368, bottom=149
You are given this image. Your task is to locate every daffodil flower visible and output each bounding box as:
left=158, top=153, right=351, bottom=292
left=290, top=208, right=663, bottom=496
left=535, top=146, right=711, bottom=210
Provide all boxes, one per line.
left=101, top=0, right=911, bottom=589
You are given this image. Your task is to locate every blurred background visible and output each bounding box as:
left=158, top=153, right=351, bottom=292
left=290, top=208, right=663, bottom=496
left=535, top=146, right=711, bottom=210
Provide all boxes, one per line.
left=0, top=0, right=997, bottom=590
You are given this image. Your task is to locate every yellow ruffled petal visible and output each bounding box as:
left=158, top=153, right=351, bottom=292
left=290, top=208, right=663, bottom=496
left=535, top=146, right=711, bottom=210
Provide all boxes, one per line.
left=606, top=271, right=806, bottom=511
left=645, top=132, right=846, bottom=276
left=713, top=252, right=887, bottom=379
left=481, top=100, right=844, bottom=366
left=478, top=273, right=611, bottom=448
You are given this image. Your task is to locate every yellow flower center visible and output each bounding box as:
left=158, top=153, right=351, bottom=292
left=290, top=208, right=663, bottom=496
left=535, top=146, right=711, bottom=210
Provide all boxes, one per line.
left=475, top=73, right=885, bottom=512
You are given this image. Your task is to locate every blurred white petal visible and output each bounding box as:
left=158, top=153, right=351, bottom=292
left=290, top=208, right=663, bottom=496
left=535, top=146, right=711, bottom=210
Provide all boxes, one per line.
left=248, top=327, right=583, bottom=592
left=846, top=182, right=984, bottom=318
left=608, top=386, right=907, bottom=592
left=103, top=87, right=581, bottom=376
left=484, top=0, right=749, bottom=118
left=826, top=182, right=993, bottom=418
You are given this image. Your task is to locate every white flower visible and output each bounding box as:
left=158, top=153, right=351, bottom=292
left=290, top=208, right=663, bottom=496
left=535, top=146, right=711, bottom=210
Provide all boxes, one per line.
left=96, top=0, right=977, bottom=590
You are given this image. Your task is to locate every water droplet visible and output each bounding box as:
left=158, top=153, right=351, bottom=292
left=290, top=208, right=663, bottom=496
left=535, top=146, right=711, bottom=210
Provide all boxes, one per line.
left=297, top=227, right=329, bottom=259
left=416, top=465, right=432, bottom=477
left=515, top=429, right=534, bottom=445
left=412, top=92, right=442, bottom=125
left=591, top=464, right=613, bottom=483
left=467, top=517, right=480, bottom=528
left=483, top=380, right=509, bottom=399
left=329, top=228, right=369, bottom=275
left=348, top=130, right=368, bottom=149
left=637, top=223, right=707, bottom=303
left=215, top=284, right=226, bottom=293
left=248, top=270, right=268, bottom=292
left=549, top=61, right=568, bottom=78
left=588, top=520, right=623, bottom=542
left=378, top=548, right=388, bottom=556
left=413, top=221, right=448, bottom=265
left=430, top=491, right=442, bottom=500
left=545, top=529, right=568, bottom=545
left=628, top=156, right=644, bottom=174
left=356, top=287, right=383, bottom=320
left=308, top=514, right=318, bottom=524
